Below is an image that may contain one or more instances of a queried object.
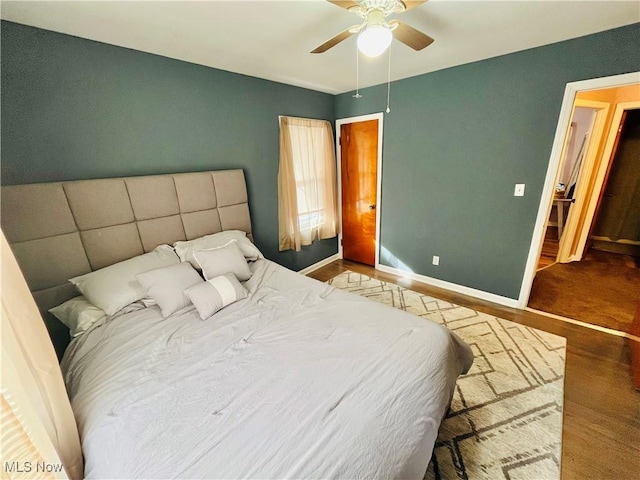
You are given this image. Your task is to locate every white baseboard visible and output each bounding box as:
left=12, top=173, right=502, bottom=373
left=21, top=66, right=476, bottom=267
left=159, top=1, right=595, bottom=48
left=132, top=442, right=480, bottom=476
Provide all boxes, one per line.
left=525, top=307, right=640, bottom=342
left=297, top=256, right=637, bottom=341
left=376, top=264, right=521, bottom=309
left=298, top=253, right=342, bottom=276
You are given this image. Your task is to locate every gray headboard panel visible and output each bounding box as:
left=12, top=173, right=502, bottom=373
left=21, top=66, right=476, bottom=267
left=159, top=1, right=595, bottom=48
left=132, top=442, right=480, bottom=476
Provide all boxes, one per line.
left=1, top=169, right=251, bottom=356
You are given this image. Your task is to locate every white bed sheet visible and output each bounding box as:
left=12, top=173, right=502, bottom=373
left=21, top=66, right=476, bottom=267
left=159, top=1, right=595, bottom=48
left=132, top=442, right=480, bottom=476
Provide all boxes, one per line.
left=62, top=260, right=473, bottom=479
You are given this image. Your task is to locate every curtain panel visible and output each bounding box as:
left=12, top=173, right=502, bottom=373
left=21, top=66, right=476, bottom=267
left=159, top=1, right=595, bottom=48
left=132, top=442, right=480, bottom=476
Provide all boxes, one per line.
left=278, top=116, right=339, bottom=252
left=1, top=232, right=83, bottom=479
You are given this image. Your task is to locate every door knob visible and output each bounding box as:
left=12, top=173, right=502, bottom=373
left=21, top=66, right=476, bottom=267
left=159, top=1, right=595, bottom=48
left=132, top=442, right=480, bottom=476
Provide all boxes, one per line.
left=369, top=204, right=376, bottom=210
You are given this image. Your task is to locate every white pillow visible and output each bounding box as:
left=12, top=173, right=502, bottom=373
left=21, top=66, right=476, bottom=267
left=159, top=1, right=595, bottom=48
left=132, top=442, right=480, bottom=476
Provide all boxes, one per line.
left=136, top=262, right=203, bottom=318
left=69, top=245, right=179, bottom=315
left=174, top=230, right=262, bottom=269
left=49, top=296, right=106, bottom=337
left=193, top=240, right=252, bottom=282
left=184, top=273, right=248, bottom=320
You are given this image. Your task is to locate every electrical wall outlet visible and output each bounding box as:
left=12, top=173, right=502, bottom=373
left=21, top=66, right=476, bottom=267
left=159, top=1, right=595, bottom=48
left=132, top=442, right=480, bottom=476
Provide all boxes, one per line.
left=514, top=184, right=525, bottom=196
left=432, top=255, right=440, bottom=266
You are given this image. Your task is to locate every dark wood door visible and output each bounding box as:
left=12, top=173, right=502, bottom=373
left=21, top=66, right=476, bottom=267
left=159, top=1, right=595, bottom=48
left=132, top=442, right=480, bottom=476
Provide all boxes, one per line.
left=340, top=120, right=378, bottom=266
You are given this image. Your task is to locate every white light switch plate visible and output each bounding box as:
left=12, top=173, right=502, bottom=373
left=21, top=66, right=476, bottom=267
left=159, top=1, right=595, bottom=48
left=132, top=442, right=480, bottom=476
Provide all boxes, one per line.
left=514, top=184, right=525, bottom=196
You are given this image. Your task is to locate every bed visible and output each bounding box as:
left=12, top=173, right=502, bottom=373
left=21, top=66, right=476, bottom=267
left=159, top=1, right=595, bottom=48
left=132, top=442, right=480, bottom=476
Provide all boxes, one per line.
left=1, top=170, right=473, bottom=479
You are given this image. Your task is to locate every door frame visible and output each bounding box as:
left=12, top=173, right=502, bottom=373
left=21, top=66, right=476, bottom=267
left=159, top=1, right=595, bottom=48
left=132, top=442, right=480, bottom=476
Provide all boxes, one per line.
left=587, top=100, right=640, bottom=242
left=556, top=99, right=610, bottom=263
left=518, top=71, right=640, bottom=308
left=335, top=112, right=384, bottom=268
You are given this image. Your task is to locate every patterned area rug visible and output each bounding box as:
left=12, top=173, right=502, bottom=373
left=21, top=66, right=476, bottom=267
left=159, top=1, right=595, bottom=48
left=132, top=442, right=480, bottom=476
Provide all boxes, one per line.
left=327, top=271, right=566, bottom=480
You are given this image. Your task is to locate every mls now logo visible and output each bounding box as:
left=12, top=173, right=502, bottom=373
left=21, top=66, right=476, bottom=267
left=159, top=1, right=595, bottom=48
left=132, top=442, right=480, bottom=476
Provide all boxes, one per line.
left=4, top=461, right=64, bottom=473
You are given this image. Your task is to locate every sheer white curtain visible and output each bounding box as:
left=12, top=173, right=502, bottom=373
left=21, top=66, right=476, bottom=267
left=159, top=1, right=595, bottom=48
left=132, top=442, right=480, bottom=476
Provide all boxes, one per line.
left=1, top=232, right=83, bottom=479
left=278, top=116, right=339, bottom=252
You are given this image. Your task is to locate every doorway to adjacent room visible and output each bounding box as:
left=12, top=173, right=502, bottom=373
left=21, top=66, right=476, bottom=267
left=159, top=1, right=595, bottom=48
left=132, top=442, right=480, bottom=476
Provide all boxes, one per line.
left=525, top=79, right=640, bottom=335
left=536, top=104, right=600, bottom=270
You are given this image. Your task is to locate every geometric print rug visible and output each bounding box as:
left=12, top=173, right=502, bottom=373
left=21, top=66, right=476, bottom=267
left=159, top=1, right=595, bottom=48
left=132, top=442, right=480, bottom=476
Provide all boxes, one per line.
left=327, top=271, right=566, bottom=480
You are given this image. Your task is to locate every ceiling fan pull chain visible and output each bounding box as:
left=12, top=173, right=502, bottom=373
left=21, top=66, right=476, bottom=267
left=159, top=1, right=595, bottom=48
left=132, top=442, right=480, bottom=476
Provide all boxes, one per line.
left=386, top=45, right=391, bottom=113
left=353, top=43, right=363, bottom=99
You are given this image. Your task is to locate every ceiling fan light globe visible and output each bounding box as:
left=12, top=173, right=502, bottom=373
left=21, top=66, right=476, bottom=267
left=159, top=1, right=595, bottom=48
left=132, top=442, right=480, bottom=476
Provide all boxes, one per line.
left=357, top=26, right=392, bottom=57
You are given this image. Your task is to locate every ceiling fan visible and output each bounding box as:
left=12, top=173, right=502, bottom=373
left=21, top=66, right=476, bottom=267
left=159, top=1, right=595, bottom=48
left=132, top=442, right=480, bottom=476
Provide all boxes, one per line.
left=311, top=0, right=434, bottom=57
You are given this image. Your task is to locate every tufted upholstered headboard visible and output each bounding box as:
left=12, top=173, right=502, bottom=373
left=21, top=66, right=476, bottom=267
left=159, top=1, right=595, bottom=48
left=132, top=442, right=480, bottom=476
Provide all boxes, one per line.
left=1, top=169, right=252, bottom=357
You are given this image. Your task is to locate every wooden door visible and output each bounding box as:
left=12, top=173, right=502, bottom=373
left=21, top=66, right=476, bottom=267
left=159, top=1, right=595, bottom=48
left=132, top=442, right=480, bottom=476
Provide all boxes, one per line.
left=340, top=120, right=378, bottom=266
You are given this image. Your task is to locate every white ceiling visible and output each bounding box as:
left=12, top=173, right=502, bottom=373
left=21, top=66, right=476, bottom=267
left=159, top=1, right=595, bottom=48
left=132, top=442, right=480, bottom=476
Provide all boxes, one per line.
left=1, top=1, right=638, bottom=94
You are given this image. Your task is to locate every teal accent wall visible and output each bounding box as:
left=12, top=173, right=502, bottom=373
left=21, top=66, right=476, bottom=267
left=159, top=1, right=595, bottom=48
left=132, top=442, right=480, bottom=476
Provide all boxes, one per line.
left=2, top=20, right=639, bottom=298
left=335, top=23, right=640, bottom=299
left=0, top=21, right=337, bottom=271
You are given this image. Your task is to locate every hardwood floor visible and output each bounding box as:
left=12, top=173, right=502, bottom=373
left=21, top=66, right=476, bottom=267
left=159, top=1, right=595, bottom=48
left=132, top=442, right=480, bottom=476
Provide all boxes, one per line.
left=308, top=259, right=640, bottom=480
left=529, top=249, right=640, bottom=333
left=538, top=226, right=560, bottom=270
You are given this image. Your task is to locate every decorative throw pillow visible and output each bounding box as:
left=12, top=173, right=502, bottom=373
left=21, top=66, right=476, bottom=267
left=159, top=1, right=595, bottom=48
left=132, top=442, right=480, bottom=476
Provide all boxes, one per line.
left=184, top=273, right=248, bottom=320
left=193, top=240, right=252, bottom=282
left=136, top=262, right=203, bottom=318
left=69, top=244, right=179, bottom=315
left=49, top=296, right=106, bottom=337
left=174, top=230, right=262, bottom=269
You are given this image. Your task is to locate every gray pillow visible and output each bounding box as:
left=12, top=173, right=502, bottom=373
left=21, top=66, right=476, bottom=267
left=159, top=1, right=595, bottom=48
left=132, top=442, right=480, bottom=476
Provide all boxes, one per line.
left=136, top=262, right=203, bottom=317
left=49, top=296, right=106, bottom=338
left=69, top=244, right=179, bottom=315
left=193, top=240, right=252, bottom=282
left=173, top=230, right=263, bottom=269
left=184, top=273, right=248, bottom=320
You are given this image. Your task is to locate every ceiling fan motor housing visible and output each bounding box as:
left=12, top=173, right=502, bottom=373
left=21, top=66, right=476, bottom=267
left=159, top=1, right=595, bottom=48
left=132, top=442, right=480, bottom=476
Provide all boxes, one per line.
left=366, top=9, right=387, bottom=28
left=311, top=0, right=432, bottom=54
left=355, top=0, right=406, bottom=16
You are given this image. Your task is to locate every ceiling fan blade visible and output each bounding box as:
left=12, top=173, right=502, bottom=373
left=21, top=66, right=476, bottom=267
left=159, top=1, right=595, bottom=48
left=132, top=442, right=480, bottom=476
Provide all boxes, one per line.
left=311, top=28, right=356, bottom=54
left=400, top=1, right=428, bottom=11
left=391, top=21, right=434, bottom=51
left=327, top=1, right=360, bottom=10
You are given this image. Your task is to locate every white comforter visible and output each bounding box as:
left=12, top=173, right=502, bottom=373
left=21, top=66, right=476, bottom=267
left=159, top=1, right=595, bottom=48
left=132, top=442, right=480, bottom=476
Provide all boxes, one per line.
left=62, top=260, right=473, bottom=479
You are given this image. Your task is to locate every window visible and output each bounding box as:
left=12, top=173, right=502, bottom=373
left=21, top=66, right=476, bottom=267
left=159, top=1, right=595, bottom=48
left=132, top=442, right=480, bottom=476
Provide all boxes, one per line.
left=278, top=116, right=339, bottom=252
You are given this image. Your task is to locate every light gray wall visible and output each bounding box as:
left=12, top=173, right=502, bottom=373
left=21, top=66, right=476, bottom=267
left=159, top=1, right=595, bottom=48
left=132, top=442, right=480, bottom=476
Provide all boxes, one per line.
left=0, top=20, right=337, bottom=272
left=335, top=23, right=640, bottom=299
left=561, top=107, right=596, bottom=187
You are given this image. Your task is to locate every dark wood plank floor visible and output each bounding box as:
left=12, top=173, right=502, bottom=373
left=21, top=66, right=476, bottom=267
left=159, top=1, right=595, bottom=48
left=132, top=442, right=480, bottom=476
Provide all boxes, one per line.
left=529, top=249, right=640, bottom=333
left=308, top=259, right=640, bottom=480
left=538, top=226, right=560, bottom=270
